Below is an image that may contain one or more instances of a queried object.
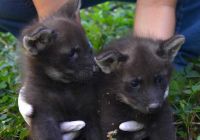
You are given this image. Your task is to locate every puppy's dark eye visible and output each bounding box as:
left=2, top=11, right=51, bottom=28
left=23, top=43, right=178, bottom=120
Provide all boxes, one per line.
left=154, top=75, right=165, bottom=85
left=131, top=78, right=141, bottom=88
left=68, top=48, right=80, bottom=58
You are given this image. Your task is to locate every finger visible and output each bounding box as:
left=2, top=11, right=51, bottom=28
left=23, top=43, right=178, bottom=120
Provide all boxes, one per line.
left=60, top=121, right=86, bottom=132
left=119, top=121, right=144, bottom=132
left=62, top=132, right=79, bottom=140
left=18, top=87, right=33, bottom=125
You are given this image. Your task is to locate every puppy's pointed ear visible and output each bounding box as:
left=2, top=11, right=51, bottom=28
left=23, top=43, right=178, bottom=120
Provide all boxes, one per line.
left=95, top=50, right=128, bottom=74
left=58, top=0, right=81, bottom=19
left=23, top=27, right=55, bottom=55
left=157, top=35, right=185, bottom=62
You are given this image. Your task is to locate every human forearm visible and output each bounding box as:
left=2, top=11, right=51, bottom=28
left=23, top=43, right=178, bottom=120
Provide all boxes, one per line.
left=32, top=0, right=67, bottom=19
left=134, top=0, right=177, bottom=40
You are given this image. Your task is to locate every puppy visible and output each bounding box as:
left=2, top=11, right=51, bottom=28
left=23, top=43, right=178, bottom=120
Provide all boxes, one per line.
left=19, top=0, right=101, bottom=140
left=95, top=35, right=185, bottom=140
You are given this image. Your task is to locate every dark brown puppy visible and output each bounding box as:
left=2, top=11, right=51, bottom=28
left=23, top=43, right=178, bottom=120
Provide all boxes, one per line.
left=20, top=0, right=101, bottom=140
left=95, top=35, right=185, bottom=140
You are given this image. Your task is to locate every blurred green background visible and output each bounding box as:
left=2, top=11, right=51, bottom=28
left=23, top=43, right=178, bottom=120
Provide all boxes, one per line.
left=0, top=2, right=199, bottom=140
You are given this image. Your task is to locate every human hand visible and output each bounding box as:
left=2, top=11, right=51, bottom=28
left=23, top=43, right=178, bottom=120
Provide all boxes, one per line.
left=119, top=121, right=144, bottom=132
left=18, top=86, right=86, bottom=140
left=119, top=121, right=146, bottom=139
left=60, top=121, right=86, bottom=140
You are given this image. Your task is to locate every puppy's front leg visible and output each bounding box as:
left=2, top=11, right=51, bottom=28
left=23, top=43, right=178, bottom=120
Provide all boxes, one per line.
left=84, top=119, right=102, bottom=140
left=149, top=102, right=176, bottom=140
left=31, top=115, right=62, bottom=140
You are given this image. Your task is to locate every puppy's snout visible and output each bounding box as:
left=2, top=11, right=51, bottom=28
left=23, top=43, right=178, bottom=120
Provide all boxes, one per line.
left=147, top=103, right=161, bottom=113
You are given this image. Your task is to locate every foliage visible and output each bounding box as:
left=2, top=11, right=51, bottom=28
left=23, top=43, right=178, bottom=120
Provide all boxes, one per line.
left=169, top=62, right=200, bottom=140
left=0, top=2, right=199, bottom=140
left=0, top=33, right=28, bottom=139
left=80, top=2, right=134, bottom=52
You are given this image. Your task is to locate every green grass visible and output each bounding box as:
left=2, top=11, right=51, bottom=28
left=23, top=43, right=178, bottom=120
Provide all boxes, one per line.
left=169, top=64, right=200, bottom=139
left=0, top=33, right=28, bottom=139
left=0, top=2, right=199, bottom=140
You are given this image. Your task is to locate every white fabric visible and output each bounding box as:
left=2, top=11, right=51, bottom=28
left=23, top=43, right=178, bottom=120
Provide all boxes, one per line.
left=60, top=121, right=86, bottom=132
left=18, top=86, right=85, bottom=140
left=119, top=121, right=144, bottom=132
left=18, top=86, right=33, bottom=125
left=62, top=132, right=79, bottom=140
left=164, top=87, right=169, bottom=99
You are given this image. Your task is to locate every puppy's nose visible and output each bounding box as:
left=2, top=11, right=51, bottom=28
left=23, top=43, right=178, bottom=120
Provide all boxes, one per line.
left=147, top=103, right=160, bottom=113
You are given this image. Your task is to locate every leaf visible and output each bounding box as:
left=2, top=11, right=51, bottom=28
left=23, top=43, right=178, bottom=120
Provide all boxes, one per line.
left=0, top=82, right=7, bottom=89
left=0, top=114, right=7, bottom=120
left=19, top=128, right=29, bottom=139
left=182, top=89, right=192, bottom=94
left=186, top=70, right=200, bottom=78
left=192, top=84, right=200, bottom=92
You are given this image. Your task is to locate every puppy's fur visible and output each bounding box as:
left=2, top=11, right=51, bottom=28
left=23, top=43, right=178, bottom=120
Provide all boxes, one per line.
left=95, top=35, right=185, bottom=140
left=20, top=1, right=101, bottom=140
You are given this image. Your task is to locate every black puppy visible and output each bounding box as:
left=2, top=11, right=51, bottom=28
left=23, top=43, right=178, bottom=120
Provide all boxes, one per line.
left=20, top=0, right=101, bottom=140
left=95, top=35, right=185, bottom=140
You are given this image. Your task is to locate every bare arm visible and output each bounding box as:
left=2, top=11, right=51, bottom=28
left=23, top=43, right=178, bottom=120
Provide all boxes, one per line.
left=134, top=0, right=177, bottom=40
left=32, top=0, right=67, bottom=19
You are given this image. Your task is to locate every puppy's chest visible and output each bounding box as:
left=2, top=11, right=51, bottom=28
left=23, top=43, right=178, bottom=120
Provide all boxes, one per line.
left=100, top=93, right=151, bottom=131
left=29, top=86, right=95, bottom=120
